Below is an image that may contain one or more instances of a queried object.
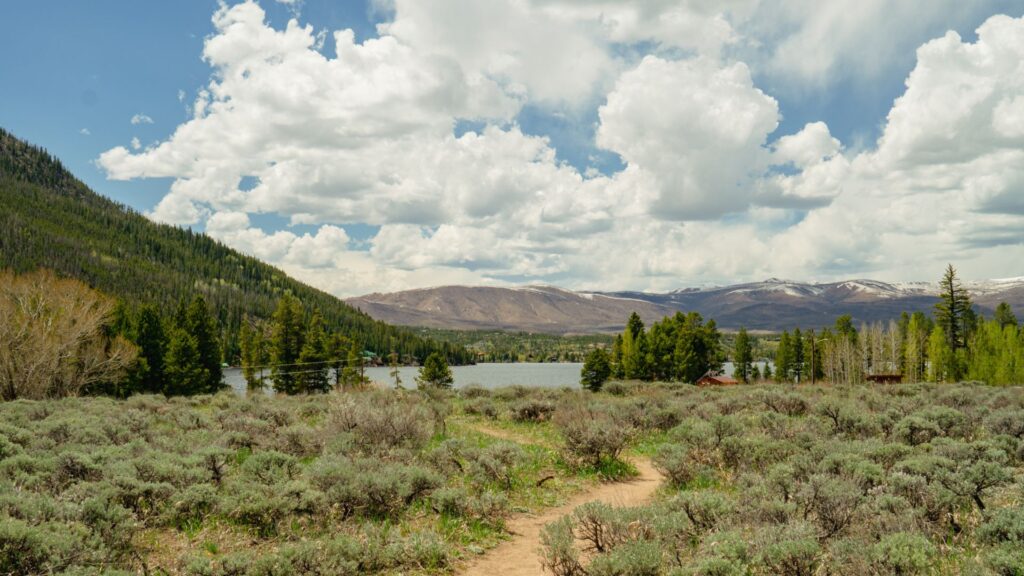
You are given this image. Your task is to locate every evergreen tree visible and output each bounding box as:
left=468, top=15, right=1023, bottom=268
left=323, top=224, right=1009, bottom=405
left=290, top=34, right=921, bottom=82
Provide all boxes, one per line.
left=610, top=334, right=624, bottom=378
left=109, top=300, right=134, bottom=338
left=132, top=305, right=167, bottom=394
left=775, top=331, right=792, bottom=382
left=994, top=302, right=1017, bottom=329
left=173, top=298, right=189, bottom=330
left=296, top=311, right=331, bottom=394
left=791, top=327, right=805, bottom=382
left=935, top=264, right=971, bottom=356
left=417, top=352, right=454, bottom=389
left=763, top=362, right=773, bottom=380
left=621, top=313, right=647, bottom=379
left=645, top=320, right=678, bottom=380
left=164, top=328, right=208, bottom=396
left=389, top=350, right=403, bottom=388
left=733, top=327, right=753, bottom=383
left=183, top=295, right=222, bottom=393
left=270, top=294, right=305, bottom=394
left=751, top=363, right=761, bottom=382
left=340, top=341, right=366, bottom=389
left=626, top=312, right=644, bottom=341
left=329, top=333, right=352, bottom=387
left=239, top=318, right=268, bottom=391
left=671, top=312, right=723, bottom=383
left=834, top=315, right=858, bottom=343
left=580, top=348, right=612, bottom=392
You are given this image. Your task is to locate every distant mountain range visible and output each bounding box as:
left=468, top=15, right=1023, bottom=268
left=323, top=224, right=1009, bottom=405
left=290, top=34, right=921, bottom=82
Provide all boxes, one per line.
left=348, top=278, right=1024, bottom=334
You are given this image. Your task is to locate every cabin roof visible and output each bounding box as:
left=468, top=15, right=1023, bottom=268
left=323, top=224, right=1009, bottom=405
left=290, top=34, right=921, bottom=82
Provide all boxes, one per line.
left=698, top=374, right=739, bottom=385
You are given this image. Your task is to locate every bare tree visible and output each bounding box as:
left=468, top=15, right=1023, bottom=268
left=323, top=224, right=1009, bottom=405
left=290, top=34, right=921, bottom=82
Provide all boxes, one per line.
left=823, top=336, right=861, bottom=385
left=885, top=319, right=902, bottom=374
left=0, top=269, right=137, bottom=400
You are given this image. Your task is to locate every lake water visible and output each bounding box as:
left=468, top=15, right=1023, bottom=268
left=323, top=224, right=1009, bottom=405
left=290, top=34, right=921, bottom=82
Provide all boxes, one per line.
left=225, top=362, right=584, bottom=396
left=225, top=360, right=772, bottom=396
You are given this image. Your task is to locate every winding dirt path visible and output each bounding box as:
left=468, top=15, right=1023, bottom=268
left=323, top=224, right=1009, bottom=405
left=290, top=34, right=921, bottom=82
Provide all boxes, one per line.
left=459, top=424, right=663, bottom=576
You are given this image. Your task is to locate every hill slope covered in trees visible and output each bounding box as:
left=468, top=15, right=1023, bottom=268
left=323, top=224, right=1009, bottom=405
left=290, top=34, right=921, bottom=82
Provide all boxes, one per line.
left=0, top=128, right=471, bottom=363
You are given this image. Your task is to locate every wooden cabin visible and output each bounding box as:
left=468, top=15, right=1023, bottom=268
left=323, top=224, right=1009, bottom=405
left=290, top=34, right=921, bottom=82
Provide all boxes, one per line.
left=865, top=374, right=904, bottom=384
left=696, top=374, right=740, bottom=386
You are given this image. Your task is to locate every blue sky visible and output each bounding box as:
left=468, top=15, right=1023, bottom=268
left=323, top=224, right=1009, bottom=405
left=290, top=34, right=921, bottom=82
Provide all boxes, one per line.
left=0, top=1, right=380, bottom=211
left=2, top=0, right=926, bottom=204
left=3, top=1, right=1024, bottom=295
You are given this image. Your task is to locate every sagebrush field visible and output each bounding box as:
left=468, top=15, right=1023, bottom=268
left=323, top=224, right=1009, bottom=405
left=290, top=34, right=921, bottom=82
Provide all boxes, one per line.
left=2, top=382, right=1023, bottom=575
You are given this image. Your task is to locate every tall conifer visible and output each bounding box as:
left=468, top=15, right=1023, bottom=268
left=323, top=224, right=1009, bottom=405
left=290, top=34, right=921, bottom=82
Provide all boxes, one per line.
left=270, top=294, right=305, bottom=394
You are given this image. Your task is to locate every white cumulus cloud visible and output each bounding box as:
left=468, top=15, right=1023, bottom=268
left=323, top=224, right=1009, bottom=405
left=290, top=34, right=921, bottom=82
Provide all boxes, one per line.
left=597, top=56, right=779, bottom=220
left=98, top=2, right=1024, bottom=295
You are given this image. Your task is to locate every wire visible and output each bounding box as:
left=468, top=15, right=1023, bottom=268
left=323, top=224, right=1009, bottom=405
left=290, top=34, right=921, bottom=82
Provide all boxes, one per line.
left=243, top=357, right=373, bottom=370
left=252, top=368, right=343, bottom=377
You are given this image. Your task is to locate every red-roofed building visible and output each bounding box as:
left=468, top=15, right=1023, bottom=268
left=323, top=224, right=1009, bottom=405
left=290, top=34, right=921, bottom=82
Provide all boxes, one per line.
left=696, top=374, right=740, bottom=386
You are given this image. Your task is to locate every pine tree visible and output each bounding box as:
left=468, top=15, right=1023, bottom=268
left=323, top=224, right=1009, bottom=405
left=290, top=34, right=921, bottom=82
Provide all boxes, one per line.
left=671, top=312, right=723, bottom=383
left=389, top=350, right=403, bottom=388
left=751, top=363, right=761, bottom=382
left=109, top=300, right=133, bottom=338
left=763, top=362, right=773, bottom=380
left=733, top=327, right=752, bottom=383
left=775, top=331, right=791, bottom=382
left=621, top=313, right=647, bottom=379
left=183, top=295, right=223, bottom=393
left=132, top=305, right=167, bottom=394
left=296, top=311, right=330, bottom=394
left=270, top=294, right=305, bottom=394
left=239, top=318, right=268, bottom=391
left=164, top=328, right=208, bottom=396
left=792, top=328, right=804, bottom=382
left=340, top=341, right=366, bottom=389
left=610, top=334, right=624, bottom=378
left=417, top=352, right=454, bottom=389
left=626, top=312, right=644, bottom=341
left=935, top=264, right=971, bottom=354
left=580, top=348, right=612, bottom=392
left=330, top=334, right=352, bottom=387
left=834, top=315, right=857, bottom=343
left=994, top=302, right=1017, bottom=329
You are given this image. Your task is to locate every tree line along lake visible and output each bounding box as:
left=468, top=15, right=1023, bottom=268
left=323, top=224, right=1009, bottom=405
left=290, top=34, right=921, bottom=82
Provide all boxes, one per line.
left=224, top=361, right=766, bottom=395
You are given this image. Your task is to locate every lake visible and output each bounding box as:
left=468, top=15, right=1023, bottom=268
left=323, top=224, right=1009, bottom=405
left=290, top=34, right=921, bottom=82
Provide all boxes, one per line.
left=224, top=360, right=771, bottom=396
left=225, top=362, right=584, bottom=396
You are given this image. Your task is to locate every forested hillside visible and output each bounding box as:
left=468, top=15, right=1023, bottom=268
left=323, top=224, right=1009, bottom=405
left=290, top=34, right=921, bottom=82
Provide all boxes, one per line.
left=0, top=128, right=471, bottom=363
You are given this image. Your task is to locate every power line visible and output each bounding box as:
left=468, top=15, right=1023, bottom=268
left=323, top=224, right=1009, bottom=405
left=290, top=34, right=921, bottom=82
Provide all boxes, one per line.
left=243, top=357, right=361, bottom=370
left=254, top=367, right=343, bottom=377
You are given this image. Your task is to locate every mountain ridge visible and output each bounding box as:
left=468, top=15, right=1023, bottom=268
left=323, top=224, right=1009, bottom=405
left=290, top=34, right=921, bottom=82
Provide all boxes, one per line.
left=348, top=278, right=1024, bottom=334
left=0, top=127, right=471, bottom=363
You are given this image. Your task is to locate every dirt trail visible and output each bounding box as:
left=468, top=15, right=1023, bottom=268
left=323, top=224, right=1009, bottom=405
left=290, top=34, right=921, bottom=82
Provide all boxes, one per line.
left=461, top=423, right=555, bottom=449
left=459, top=424, right=663, bottom=576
